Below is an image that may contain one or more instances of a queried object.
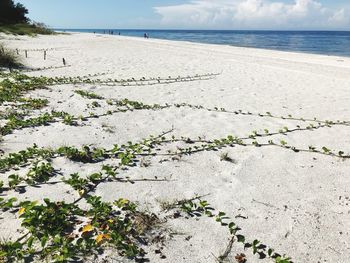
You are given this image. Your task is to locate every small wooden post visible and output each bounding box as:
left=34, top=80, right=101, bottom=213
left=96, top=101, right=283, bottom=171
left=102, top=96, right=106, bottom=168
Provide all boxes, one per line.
left=16, top=48, right=19, bottom=55
left=25, top=50, right=28, bottom=58
left=62, top=58, right=66, bottom=66
left=44, top=50, right=47, bottom=60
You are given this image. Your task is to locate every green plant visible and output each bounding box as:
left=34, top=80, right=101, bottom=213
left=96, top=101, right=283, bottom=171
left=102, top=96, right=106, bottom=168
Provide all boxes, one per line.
left=74, top=89, right=104, bottom=100
left=57, top=146, right=95, bottom=163
left=177, top=198, right=292, bottom=263
left=1, top=69, right=349, bottom=263
left=0, top=23, right=54, bottom=36
left=0, top=44, right=22, bottom=69
left=64, top=173, right=89, bottom=192
left=63, top=113, right=75, bottom=125
left=220, top=152, right=235, bottom=163
left=8, top=174, right=22, bottom=188
left=26, top=162, right=54, bottom=183
left=0, top=196, right=156, bottom=262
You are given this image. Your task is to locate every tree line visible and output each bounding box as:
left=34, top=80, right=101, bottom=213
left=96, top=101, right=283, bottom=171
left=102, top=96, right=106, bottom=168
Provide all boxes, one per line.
left=0, top=0, right=29, bottom=25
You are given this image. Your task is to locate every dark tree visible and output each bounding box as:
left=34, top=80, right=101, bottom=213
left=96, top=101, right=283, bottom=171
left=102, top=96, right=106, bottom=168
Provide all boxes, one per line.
left=0, top=0, right=29, bottom=24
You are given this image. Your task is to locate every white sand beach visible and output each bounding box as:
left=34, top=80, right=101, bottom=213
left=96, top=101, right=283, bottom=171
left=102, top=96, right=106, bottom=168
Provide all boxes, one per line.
left=1, top=32, right=350, bottom=262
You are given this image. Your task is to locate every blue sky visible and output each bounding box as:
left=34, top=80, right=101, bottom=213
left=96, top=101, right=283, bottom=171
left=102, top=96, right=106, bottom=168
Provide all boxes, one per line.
left=19, top=0, right=350, bottom=30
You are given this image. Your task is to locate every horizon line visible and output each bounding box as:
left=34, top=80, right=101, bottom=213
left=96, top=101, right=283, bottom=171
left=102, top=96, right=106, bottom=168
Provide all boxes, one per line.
left=53, top=28, right=350, bottom=32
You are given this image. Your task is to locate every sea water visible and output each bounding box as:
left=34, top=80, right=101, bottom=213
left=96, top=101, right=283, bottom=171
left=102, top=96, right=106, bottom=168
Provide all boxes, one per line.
left=57, top=29, right=350, bottom=57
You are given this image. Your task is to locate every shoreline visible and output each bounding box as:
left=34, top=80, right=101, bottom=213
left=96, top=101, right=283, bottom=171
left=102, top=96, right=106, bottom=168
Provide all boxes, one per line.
left=55, top=29, right=350, bottom=59
left=56, top=31, right=350, bottom=64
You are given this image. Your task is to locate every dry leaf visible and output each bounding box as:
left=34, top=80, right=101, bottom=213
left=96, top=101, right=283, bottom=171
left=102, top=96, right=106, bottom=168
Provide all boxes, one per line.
left=82, top=224, right=94, bottom=233
left=96, top=234, right=111, bottom=244
left=18, top=207, right=25, bottom=215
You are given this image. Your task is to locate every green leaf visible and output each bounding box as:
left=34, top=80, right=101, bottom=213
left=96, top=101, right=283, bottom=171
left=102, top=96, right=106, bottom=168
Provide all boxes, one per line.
left=236, top=235, right=245, bottom=243
left=253, top=239, right=260, bottom=246
left=41, top=236, right=48, bottom=247
left=218, top=211, right=225, bottom=217
left=228, top=222, right=235, bottom=229
left=27, top=236, right=35, bottom=248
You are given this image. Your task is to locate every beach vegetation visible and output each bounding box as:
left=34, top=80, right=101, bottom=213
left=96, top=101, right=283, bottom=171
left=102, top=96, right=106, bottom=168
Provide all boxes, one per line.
left=1, top=68, right=350, bottom=262
left=220, top=152, right=236, bottom=163
left=0, top=44, right=22, bottom=69
left=0, top=0, right=53, bottom=35
left=0, top=23, right=54, bottom=35
left=0, top=0, right=28, bottom=25
left=74, top=89, right=104, bottom=100
left=171, top=197, right=293, bottom=263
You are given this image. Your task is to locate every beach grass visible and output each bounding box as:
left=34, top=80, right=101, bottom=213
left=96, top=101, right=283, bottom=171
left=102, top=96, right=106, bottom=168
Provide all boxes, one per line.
left=0, top=23, right=54, bottom=36
left=0, top=44, right=22, bottom=69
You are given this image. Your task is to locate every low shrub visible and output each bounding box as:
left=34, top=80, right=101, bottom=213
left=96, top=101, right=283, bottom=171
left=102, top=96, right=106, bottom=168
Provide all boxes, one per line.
left=0, top=44, right=21, bottom=69
left=0, top=23, right=54, bottom=36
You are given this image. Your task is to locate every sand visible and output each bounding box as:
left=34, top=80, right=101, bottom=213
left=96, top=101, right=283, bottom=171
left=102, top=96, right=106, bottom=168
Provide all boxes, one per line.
left=0, top=32, right=350, bottom=262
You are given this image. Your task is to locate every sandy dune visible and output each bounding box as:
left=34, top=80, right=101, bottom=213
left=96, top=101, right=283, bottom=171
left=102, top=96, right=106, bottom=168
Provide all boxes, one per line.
left=1, top=32, right=350, bottom=262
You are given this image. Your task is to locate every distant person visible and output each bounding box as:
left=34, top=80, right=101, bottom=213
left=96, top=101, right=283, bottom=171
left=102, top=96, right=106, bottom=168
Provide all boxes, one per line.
left=118, top=32, right=120, bottom=35
left=144, top=33, right=147, bottom=38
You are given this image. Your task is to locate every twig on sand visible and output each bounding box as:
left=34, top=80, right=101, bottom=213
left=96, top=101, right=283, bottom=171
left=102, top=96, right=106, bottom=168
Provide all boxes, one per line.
left=212, top=252, right=221, bottom=263
left=218, top=235, right=236, bottom=263
left=161, top=193, right=211, bottom=211
left=252, top=199, right=278, bottom=209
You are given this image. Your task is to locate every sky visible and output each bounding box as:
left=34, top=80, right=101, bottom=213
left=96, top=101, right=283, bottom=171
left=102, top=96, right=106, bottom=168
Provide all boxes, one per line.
left=18, top=0, right=350, bottom=30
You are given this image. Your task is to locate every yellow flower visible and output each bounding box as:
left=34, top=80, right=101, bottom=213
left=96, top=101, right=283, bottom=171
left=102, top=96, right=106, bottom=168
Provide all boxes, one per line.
left=107, top=219, right=114, bottom=224
left=82, top=224, right=94, bottom=233
left=119, top=198, right=129, bottom=205
left=18, top=207, right=25, bottom=215
left=78, top=189, right=85, bottom=196
left=96, top=234, right=111, bottom=244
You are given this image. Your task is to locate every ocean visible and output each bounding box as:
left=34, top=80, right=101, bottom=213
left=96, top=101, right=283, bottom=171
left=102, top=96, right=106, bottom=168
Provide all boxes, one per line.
left=57, top=29, right=350, bottom=57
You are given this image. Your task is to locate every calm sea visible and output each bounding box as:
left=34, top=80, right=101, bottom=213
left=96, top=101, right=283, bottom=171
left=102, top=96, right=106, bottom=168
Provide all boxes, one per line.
left=57, top=29, right=350, bottom=57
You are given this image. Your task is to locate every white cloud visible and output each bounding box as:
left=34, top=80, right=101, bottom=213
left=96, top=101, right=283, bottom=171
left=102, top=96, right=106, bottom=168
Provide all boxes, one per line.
left=328, top=8, right=349, bottom=26
left=154, top=0, right=350, bottom=29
